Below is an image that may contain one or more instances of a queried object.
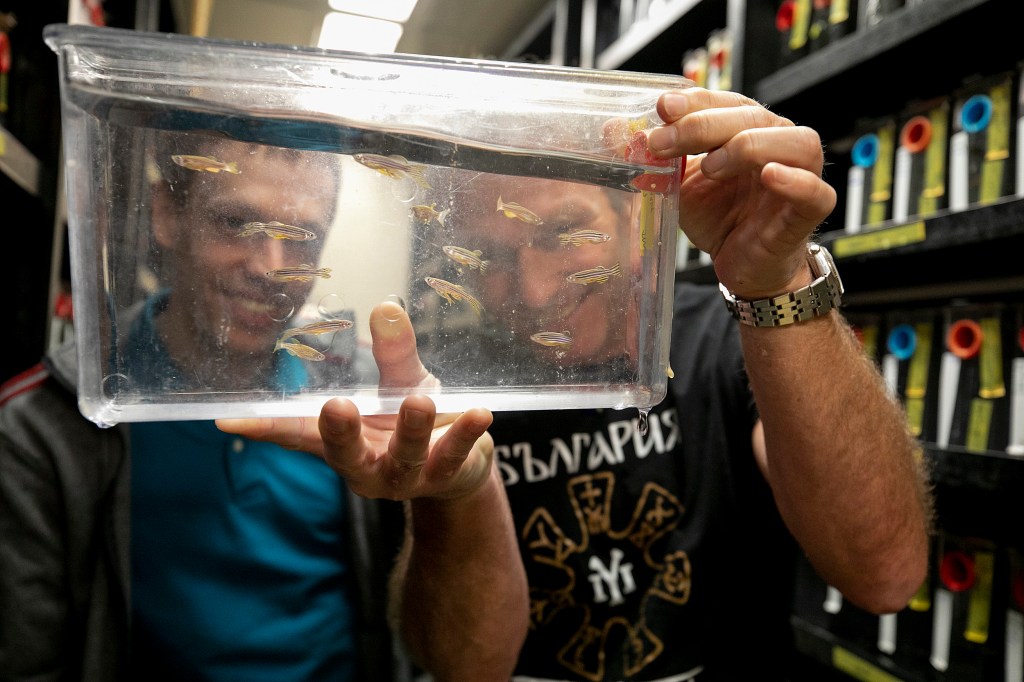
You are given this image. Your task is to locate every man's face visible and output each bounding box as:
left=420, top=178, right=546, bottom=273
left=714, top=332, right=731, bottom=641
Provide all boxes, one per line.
left=154, top=141, right=337, bottom=358
left=449, top=177, right=636, bottom=365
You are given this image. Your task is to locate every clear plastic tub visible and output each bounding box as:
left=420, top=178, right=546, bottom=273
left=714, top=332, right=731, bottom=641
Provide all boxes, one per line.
left=45, top=23, right=685, bottom=426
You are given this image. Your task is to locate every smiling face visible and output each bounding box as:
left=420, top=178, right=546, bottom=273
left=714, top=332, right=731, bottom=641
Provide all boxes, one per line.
left=151, top=138, right=340, bottom=374
left=448, top=176, right=637, bottom=365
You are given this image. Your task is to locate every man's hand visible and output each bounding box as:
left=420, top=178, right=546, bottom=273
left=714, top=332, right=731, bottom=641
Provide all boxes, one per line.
left=216, top=300, right=495, bottom=501
left=647, top=87, right=838, bottom=300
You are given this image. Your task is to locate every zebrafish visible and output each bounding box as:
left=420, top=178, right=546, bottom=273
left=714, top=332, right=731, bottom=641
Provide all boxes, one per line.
left=411, top=203, right=450, bottom=226
left=353, top=153, right=431, bottom=189
left=274, top=338, right=326, bottom=361
left=170, top=154, right=241, bottom=174
left=279, top=319, right=353, bottom=340
left=237, top=221, right=318, bottom=241
left=530, top=331, right=573, bottom=348
left=442, top=245, right=489, bottom=272
left=266, top=264, right=332, bottom=282
left=566, top=262, right=622, bottom=285
left=558, top=230, right=612, bottom=247
left=496, top=196, right=544, bottom=225
left=424, top=276, right=484, bottom=317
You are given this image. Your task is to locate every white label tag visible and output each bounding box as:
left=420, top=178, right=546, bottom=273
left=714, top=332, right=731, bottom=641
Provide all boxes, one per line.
left=1009, top=357, right=1024, bottom=456
left=950, top=131, right=969, bottom=211
left=1007, top=609, right=1024, bottom=682
left=893, top=146, right=912, bottom=222
left=845, top=166, right=865, bottom=233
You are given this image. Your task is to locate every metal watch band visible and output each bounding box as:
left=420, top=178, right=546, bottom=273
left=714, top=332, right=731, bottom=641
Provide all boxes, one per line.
left=719, top=243, right=844, bottom=328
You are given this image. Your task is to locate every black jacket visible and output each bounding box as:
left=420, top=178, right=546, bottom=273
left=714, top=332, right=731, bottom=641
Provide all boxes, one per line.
left=0, top=341, right=411, bottom=681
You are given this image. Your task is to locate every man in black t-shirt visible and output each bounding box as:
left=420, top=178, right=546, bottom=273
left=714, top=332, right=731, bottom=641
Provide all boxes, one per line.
left=224, top=86, right=935, bottom=681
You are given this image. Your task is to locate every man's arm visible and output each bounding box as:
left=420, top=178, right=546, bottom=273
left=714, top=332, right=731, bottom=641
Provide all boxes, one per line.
left=389, top=466, right=527, bottom=680
left=648, top=87, right=933, bottom=614
left=744, top=311, right=933, bottom=614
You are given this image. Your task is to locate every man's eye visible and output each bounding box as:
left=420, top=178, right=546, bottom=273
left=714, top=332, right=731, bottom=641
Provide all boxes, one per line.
left=206, top=214, right=247, bottom=237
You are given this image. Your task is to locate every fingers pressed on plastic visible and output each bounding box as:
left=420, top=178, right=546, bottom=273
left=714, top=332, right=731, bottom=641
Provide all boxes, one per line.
left=656, top=87, right=760, bottom=123
left=369, top=300, right=432, bottom=388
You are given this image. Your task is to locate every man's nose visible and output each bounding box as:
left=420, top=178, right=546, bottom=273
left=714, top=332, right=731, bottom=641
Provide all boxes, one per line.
left=250, top=238, right=289, bottom=276
left=516, top=246, right=565, bottom=307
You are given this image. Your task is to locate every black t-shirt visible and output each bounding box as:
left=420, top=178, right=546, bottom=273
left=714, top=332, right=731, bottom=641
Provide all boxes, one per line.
left=491, top=283, right=799, bottom=681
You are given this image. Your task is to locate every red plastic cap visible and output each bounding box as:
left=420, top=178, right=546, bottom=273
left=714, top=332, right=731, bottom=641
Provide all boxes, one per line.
left=900, top=115, right=933, bottom=154
left=939, top=550, right=976, bottom=592
left=776, top=0, right=796, bottom=32
left=625, top=130, right=675, bottom=193
left=946, top=318, right=983, bottom=359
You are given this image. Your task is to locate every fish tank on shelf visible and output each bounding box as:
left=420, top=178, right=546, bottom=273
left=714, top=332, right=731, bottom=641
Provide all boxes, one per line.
left=45, top=23, right=687, bottom=426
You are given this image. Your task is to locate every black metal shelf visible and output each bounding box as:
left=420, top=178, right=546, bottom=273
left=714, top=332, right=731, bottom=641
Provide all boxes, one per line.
left=677, top=196, right=1024, bottom=306
left=791, top=614, right=934, bottom=682
left=750, top=0, right=1020, bottom=144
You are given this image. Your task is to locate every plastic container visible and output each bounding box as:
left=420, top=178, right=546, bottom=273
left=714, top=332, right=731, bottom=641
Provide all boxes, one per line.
left=45, top=23, right=685, bottom=426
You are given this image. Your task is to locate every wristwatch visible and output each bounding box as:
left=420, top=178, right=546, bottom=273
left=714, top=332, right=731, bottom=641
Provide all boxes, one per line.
left=719, top=243, right=844, bottom=327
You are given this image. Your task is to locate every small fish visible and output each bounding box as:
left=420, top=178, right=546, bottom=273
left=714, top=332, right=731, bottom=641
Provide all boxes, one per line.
left=424, top=276, right=484, bottom=317
left=170, top=154, right=241, bottom=174
left=279, top=319, right=353, bottom=340
left=266, top=264, right=332, bottom=282
left=353, top=153, right=431, bottom=189
left=411, top=203, right=450, bottom=226
left=442, top=245, right=490, bottom=272
left=496, top=196, right=544, bottom=225
left=238, top=221, right=318, bottom=241
left=566, top=262, right=622, bottom=285
left=558, top=230, right=612, bottom=247
left=274, top=338, right=326, bottom=362
left=530, top=331, right=573, bottom=348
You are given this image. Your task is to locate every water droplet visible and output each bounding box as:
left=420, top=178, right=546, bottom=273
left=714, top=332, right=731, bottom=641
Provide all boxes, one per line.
left=390, top=178, right=418, bottom=203
left=379, top=294, right=407, bottom=323
left=101, top=373, right=130, bottom=398
left=636, top=407, right=650, bottom=437
left=317, top=293, right=348, bottom=318
left=267, top=293, right=294, bottom=322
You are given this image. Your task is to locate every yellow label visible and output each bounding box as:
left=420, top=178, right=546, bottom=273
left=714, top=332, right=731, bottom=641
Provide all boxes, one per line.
left=965, top=550, right=994, bottom=644
left=980, top=80, right=1012, bottom=203
left=966, top=398, right=994, bottom=453
left=833, top=221, right=926, bottom=258
left=920, top=106, right=949, bottom=216
left=867, top=122, right=895, bottom=225
left=905, top=322, right=933, bottom=399
left=0, top=129, right=5, bottom=157
left=909, top=575, right=931, bottom=612
left=905, top=397, right=924, bottom=437
left=832, top=646, right=903, bottom=682
left=860, top=324, right=879, bottom=362
left=639, top=191, right=656, bottom=254
left=979, top=316, right=1006, bottom=398
left=789, top=0, right=812, bottom=50
left=830, top=0, right=850, bottom=24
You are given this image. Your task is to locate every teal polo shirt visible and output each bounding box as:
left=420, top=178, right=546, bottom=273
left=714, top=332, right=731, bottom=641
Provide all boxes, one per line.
left=127, top=293, right=355, bottom=681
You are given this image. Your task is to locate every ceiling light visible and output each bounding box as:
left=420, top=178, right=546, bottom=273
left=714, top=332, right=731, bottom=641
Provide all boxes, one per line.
left=318, top=12, right=404, bottom=53
left=326, top=0, right=419, bottom=24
